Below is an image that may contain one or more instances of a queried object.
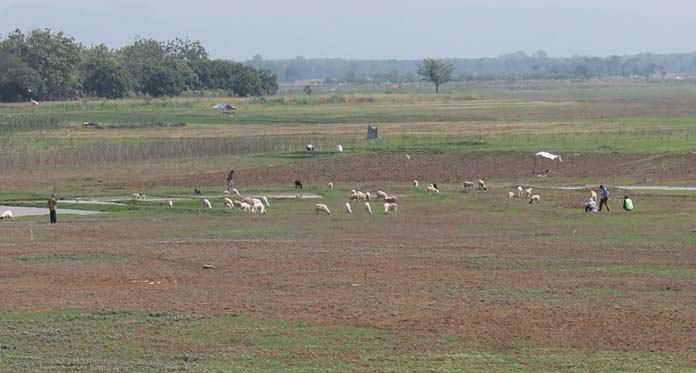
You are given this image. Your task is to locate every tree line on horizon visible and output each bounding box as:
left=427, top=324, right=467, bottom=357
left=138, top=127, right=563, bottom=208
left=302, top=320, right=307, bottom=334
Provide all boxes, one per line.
left=247, top=50, right=696, bottom=84
left=0, top=29, right=278, bottom=102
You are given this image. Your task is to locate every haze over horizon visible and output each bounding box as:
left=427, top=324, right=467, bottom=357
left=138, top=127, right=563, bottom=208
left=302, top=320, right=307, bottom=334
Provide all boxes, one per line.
left=1, top=0, right=694, bottom=61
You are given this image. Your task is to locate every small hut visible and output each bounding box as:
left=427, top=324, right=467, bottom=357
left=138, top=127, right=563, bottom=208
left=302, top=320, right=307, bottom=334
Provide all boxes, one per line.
left=532, top=151, right=563, bottom=173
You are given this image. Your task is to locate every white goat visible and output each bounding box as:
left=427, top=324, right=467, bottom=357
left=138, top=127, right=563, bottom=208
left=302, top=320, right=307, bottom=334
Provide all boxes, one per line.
left=525, top=187, right=533, bottom=198
left=405, top=154, right=411, bottom=160
left=384, top=202, right=398, bottom=215
left=328, top=182, right=334, bottom=190
left=375, top=191, right=388, bottom=200
left=203, top=199, right=212, bottom=209
left=345, top=202, right=352, bottom=214
left=508, top=191, right=515, bottom=199
left=261, top=196, right=270, bottom=207
left=426, top=184, right=440, bottom=194
left=478, top=179, right=487, bottom=190
left=0, top=210, right=14, bottom=220
left=223, top=197, right=234, bottom=209
left=315, top=203, right=331, bottom=215
left=350, top=191, right=367, bottom=202
left=529, top=195, right=541, bottom=204
left=231, top=188, right=241, bottom=197
left=365, top=202, right=372, bottom=215
left=463, top=181, right=474, bottom=189
left=413, top=180, right=419, bottom=188
left=590, top=190, right=597, bottom=201
left=168, top=200, right=173, bottom=207
left=252, top=200, right=266, bottom=214
left=239, top=202, right=252, bottom=212
left=517, top=186, right=524, bottom=198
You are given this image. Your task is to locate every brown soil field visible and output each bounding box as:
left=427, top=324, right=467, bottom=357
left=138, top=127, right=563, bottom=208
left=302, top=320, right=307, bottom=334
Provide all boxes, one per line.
left=2, top=189, right=696, bottom=354
left=140, top=151, right=696, bottom=189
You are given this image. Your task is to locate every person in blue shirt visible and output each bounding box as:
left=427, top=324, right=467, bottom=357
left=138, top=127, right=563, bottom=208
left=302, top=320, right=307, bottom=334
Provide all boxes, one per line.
left=598, top=184, right=610, bottom=212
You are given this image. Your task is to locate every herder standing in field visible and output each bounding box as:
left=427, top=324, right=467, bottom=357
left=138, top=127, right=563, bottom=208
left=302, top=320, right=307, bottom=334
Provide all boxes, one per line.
left=623, top=195, right=634, bottom=211
left=226, top=169, right=235, bottom=192
left=48, top=193, right=58, bottom=224
left=598, top=184, right=610, bottom=212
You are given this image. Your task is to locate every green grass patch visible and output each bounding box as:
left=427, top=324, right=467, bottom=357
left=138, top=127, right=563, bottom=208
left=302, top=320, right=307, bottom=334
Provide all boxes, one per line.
left=17, top=252, right=122, bottom=264
left=582, top=265, right=696, bottom=277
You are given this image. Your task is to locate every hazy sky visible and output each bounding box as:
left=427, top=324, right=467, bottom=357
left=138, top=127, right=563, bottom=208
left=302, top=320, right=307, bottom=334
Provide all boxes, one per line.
left=0, top=0, right=693, bottom=60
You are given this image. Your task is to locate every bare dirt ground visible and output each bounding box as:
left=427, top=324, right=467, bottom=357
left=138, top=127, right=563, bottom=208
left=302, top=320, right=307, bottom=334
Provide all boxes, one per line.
left=139, top=152, right=696, bottom=189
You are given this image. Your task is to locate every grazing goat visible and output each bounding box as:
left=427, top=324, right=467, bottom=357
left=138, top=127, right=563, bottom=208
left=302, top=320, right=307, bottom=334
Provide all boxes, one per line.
left=405, top=154, right=411, bottom=160
left=328, top=182, right=334, bottom=190
left=168, top=200, right=173, bottom=207
left=525, top=187, right=533, bottom=198
left=350, top=191, right=367, bottom=202
left=315, top=204, right=331, bottom=215
left=231, top=188, right=241, bottom=197
left=295, top=180, right=303, bottom=189
left=365, top=202, right=372, bottom=215
left=261, top=196, right=270, bottom=207
left=375, top=191, right=388, bottom=200
left=223, top=198, right=234, bottom=209
left=345, top=202, right=352, bottom=214
left=478, top=179, right=487, bottom=190
left=194, top=188, right=202, bottom=195
left=463, top=181, right=474, bottom=189
left=384, top=196, right=398, bottom=204
left=252, top=200, right=266, bottom=214
left=517, top=186, right=524, bottom=198
left=413, top=180, right=419, bottom=188
left=203, top=199, right=212, bottom=209
left=306, top=144, right=314, bottom=151
left=239, top=202, right=252, bottom=212
left=590, top=190, right=597, bottom=201
left=384, top=203, right=398, bottom=215
left=529, top=195, right=541, bottom=204
left=508, top=192, right=515, bottom=199
left=0, top=210, right=14, bottom=220
left=426, top=185, right=440, bottom=194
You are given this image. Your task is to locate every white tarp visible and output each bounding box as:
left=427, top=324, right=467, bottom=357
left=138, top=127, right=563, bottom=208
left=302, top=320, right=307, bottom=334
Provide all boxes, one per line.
left=535, top=151, right=562, bottom=162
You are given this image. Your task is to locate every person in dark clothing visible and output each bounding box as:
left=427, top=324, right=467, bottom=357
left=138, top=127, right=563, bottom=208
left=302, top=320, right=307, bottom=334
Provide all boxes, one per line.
left=48, top=193, right=58, bottom=224
left=226, top=170, right=235, bottom=192
left=598, top=184, right=610, bottom=212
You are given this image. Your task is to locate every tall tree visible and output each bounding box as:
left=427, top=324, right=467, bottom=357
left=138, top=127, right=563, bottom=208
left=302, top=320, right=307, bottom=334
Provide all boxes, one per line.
left=0, top=51, right=45, bottom=102
left=417, top=58, right=454, bottom=93
left=82, top=45, right=129, bottom=98
left=0, top=29, right=83, bottom=100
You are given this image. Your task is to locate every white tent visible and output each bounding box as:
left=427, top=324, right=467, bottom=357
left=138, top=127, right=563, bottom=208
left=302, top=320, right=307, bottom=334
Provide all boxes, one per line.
left=532, top=151, right=562, bottom=173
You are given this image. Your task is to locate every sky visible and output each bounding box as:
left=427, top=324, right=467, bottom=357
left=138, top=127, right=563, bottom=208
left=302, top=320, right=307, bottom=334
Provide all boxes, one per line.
left=0, top=0, right=694, bottom=60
